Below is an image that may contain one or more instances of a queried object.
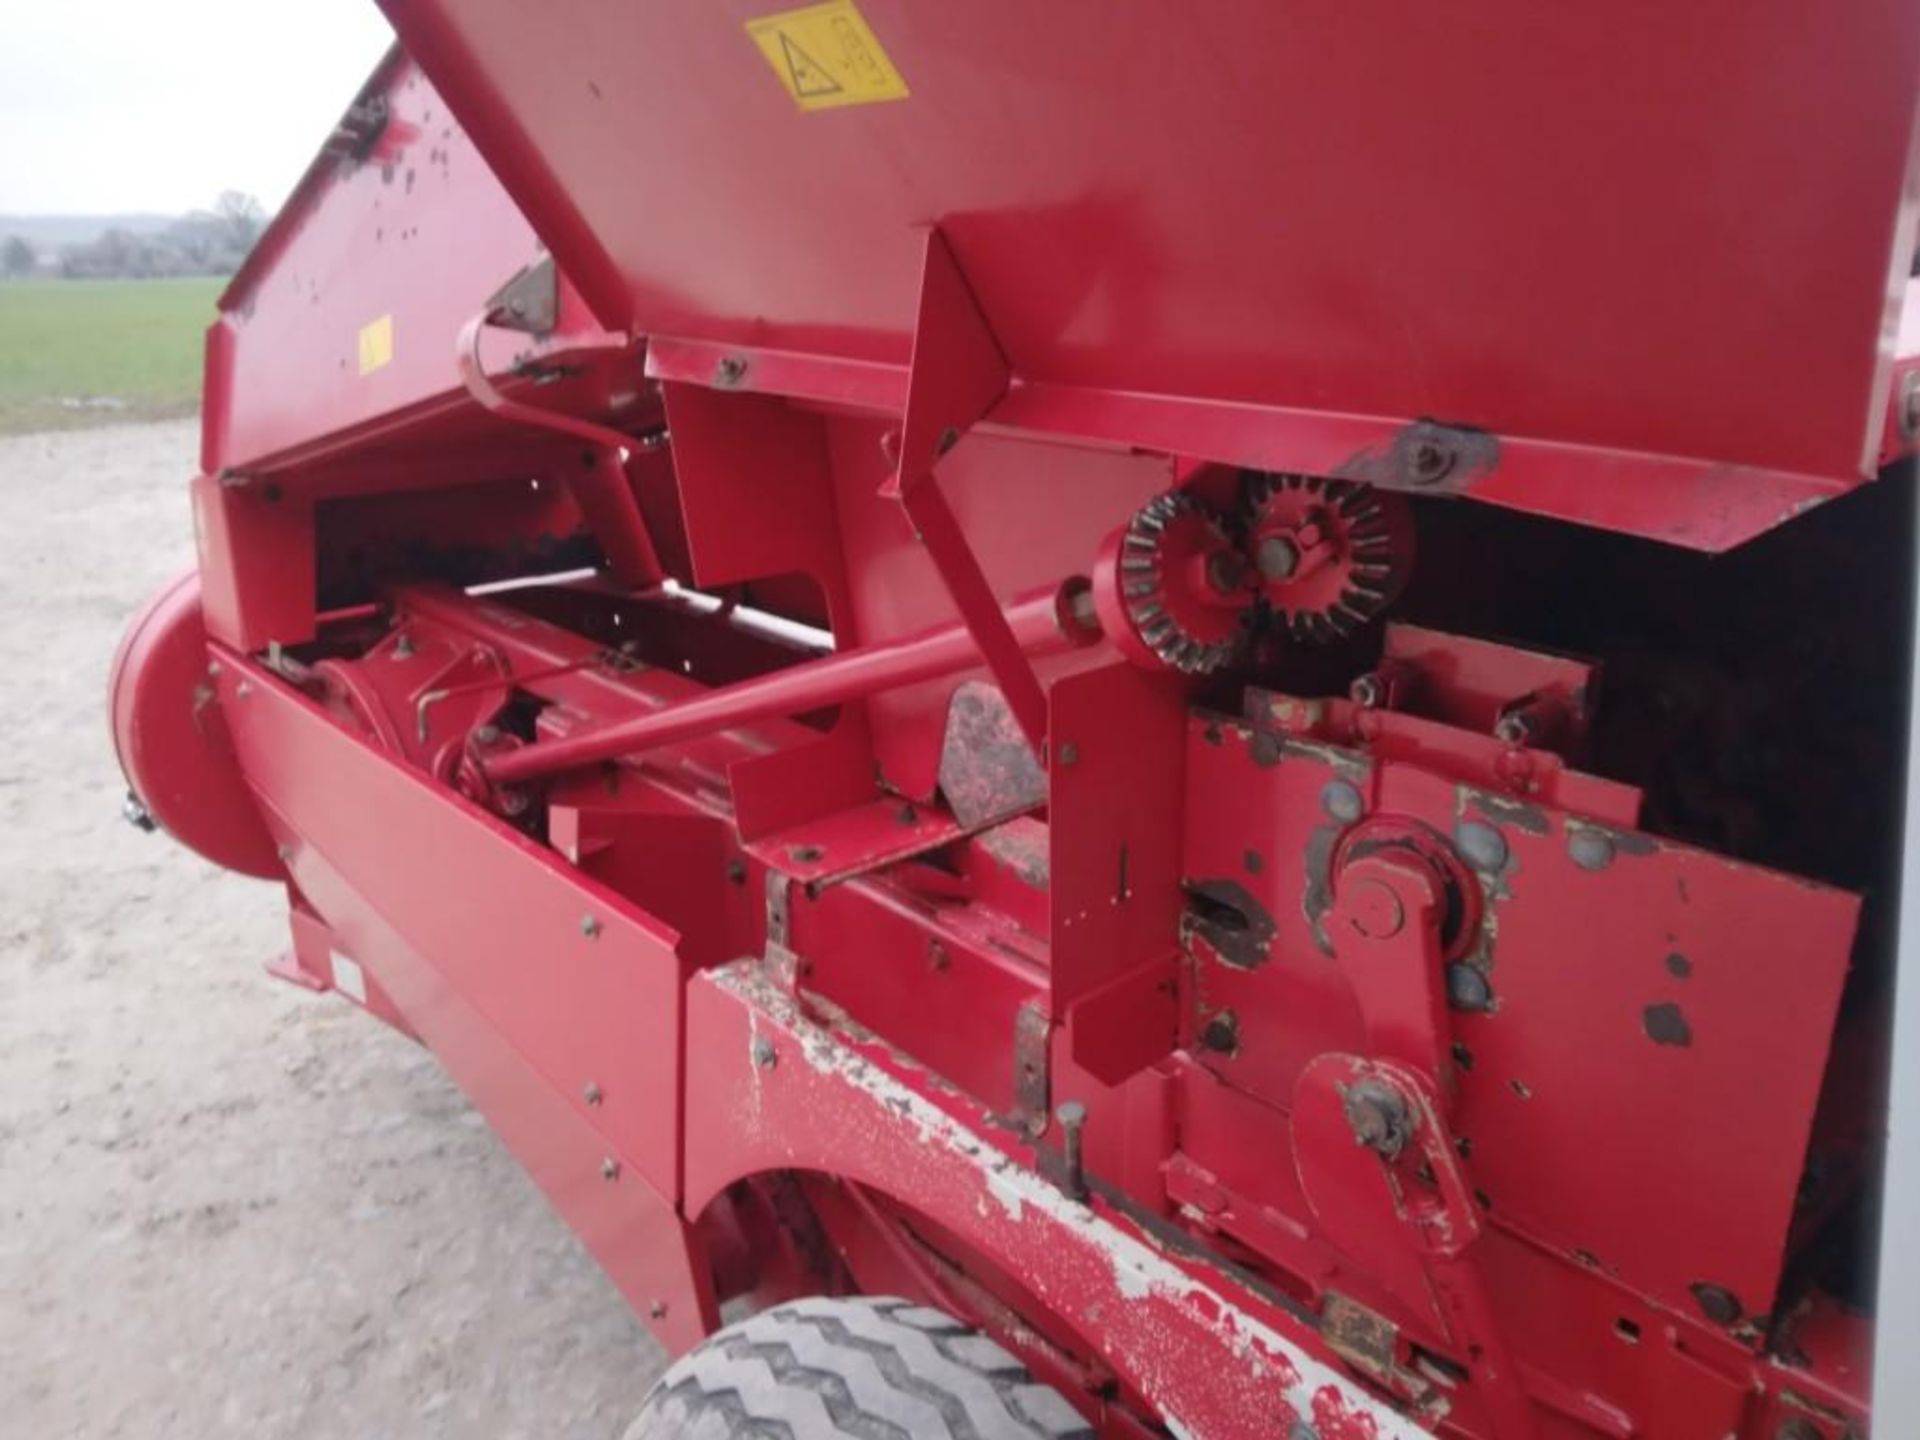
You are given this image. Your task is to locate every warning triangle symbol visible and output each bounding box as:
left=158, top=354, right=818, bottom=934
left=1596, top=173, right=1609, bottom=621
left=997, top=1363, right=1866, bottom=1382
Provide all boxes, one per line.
left=778, top=32, right=843, bottom=99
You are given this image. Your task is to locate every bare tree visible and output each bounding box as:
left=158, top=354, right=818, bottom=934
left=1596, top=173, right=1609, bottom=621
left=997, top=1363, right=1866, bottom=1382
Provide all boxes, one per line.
left=215, top=191, right=267, bottom=252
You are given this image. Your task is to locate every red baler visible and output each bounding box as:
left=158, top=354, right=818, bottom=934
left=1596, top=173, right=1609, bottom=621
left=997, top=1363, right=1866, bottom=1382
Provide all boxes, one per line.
left=111, top=5, right=1920, bottom=1436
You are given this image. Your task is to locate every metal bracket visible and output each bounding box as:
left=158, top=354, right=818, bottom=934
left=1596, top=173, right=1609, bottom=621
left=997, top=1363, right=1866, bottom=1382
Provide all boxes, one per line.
left=884, top=228, right=1048, bottom=755
left=486, top=254, right=560, bottom=337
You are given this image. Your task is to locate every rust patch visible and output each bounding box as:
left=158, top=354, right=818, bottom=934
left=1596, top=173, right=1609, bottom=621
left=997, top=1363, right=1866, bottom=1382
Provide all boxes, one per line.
left=975, top=817, right=1049, bottom=889
left=938, top=681, right=1046, bottom=828
left=1303, top=820, right=1343, bottom=955
left=1182, top=879, right=1278, bottom=970
left=1643, top=1002, right=1693, bottom=1047
left=1334, top=420, right=1500, bottom=494
left=1462, top=786, right=1548, bottom=836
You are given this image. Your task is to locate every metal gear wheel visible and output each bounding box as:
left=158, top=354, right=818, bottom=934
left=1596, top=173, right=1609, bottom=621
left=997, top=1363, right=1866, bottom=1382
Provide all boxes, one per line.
left=1243, top=472, right=1414, bottom=643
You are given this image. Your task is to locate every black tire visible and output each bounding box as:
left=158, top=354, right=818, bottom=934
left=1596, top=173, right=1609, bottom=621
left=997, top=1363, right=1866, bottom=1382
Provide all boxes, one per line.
left=624, top=1296, right=1095, bottom=1439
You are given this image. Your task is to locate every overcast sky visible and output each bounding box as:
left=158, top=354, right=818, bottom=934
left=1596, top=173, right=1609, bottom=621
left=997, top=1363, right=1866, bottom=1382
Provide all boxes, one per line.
left=0, top=0, right=396, bottom=214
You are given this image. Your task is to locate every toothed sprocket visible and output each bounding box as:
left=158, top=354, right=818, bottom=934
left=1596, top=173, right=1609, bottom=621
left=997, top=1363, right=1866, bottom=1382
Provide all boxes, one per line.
left=1243, top=473, right=1414, bottom=643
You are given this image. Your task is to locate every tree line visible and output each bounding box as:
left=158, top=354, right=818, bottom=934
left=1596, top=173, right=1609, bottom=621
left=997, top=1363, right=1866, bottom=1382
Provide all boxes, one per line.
left=1, top=192, right=267, bottom=281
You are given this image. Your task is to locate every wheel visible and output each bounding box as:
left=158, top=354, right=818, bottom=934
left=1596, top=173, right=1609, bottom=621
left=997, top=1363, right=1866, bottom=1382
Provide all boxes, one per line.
left=625, top=1296, right=1095, bottom=1439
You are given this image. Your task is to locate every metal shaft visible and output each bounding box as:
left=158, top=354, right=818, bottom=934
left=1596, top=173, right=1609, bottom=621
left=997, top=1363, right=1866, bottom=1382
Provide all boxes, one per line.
left=483, top=579, right=1095, bottom=786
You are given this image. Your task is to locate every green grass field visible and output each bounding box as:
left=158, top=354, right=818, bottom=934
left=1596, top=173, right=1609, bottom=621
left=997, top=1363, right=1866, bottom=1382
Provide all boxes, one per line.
left=0, top=277, right=222, bottom=436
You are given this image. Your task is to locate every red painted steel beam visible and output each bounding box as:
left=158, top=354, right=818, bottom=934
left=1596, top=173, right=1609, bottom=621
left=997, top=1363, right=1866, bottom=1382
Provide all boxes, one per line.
left=482, top=579, right=1097, bottom=787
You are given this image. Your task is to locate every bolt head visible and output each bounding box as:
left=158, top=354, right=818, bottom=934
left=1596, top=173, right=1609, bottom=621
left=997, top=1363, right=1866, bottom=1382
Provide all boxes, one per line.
left=1343, top=1077, right=1414, bottom=1159
left=1494, top=711, right=1531, bottom=745
left=1446, top=963, right=1493, bottom=1011
left=1568, top=829, right=1616, bottom=871
left=751, top=1036, right=778, bottom=1069
left=1206, top=548, right=1250, bottom=595
left=583, top=1083, right=604, bottom=1107
left=1349, top=673, right=1384, bottom=708
left=1455, top=820, right=1508, bottom=874
left=1321, top=779, right=1364, bottom=824
left=1407, top=439, right=1456, bottom=485
left=1256, top=534, right=1302, bottom=582
left=1199, top=1011, right=1239, bottom=1055
left=1056, top=741, right=1080, bottom=767
left=1054, top=1101, right=1088, bottom=1129
left=473, top=723, right=501, bottom=745
left=600, top=1157, right=621, bottom=1181
left=579, top=913, right=602, bottom=939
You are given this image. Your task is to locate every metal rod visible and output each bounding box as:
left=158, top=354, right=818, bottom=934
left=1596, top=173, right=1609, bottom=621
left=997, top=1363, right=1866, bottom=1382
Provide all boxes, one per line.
left=483, top=579, right=1096, bottom=786
left=455, top=312, right=664, bottom=587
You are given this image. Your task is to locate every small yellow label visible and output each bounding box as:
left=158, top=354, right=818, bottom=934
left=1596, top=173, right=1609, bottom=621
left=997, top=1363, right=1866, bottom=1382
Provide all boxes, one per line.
left=357, top=314, right=394, bottom=376
left=745, top=0, right=909, bottom=112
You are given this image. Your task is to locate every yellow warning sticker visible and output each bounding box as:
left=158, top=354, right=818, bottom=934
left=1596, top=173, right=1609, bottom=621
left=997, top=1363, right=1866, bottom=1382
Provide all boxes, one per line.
left=357, top=314, right=394, bottom=376
left=745, top=0, right=909, bottom=112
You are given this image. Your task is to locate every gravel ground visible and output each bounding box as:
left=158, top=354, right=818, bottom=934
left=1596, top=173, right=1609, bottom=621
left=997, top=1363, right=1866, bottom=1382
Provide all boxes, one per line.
left=0, top=420, right=665, bottom=1438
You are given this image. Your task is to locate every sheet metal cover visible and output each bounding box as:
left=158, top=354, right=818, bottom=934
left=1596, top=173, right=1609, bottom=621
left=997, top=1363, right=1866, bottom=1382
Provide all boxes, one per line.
left=386, top=0, right=1920, bottom=482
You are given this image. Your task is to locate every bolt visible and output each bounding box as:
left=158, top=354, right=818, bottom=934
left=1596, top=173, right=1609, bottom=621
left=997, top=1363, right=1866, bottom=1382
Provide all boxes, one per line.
left=1568, top=829, right=1615, bottom=871
left=1407, top=439, right=1456, bottom=486
left=583, top=1082, right=604, bottom=1107
left=1349, top=673, right=1385, bottom=708
left=121, top=791, right=157, bottom=833
left=1057, top=741, right=1080, bottom=767
left=713, top=355, right=748, bottom=388
left=498, top=788, right=530, bottom=817
left=1199, top=1010, right=1239, bottom=1056
left=751, top=1036, right=777, bottom=1069
left=1055, top=1101, right=1089, bottom=1201
left=724, top=857, right=748, bottom=886
left=1343, top=1077, right=1414, bottom=1159
left=648, top=1300, right=669, bottom=1320
left=1256, top=534, right=1301, bottom=582
left=580, top=913, right=602, bottom=939
left=600, top=1157, right=621, bottom=1181
left=1494, top=711, right=1531, bottom=745
left=391, top=633, right=415, bottom=659
left=473, top=723, right=501, bottom=745
left=1455, top=820, right=1508, bottom=874
left=1689, top=1281, right=1743, bottom=1326
left=1446, top=963, right=1492, bottom=1011
left=1206, top=548, right=1250, bottom=594
left=1321, top=779, right=1364, bottom=823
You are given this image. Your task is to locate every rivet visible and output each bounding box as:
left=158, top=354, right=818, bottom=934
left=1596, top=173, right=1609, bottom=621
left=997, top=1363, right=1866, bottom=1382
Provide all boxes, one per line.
left=583, top=1083, right=604, bottom=1107
left=1057, top=741, right=1080, bottom=767
left=1455, top=820, right=1508, bottom=873
left=751, top=1036, right=777, bottom=1069
left=1446, top=963, right=1492, bottom=1011
left=600, top=1157, right=621, bottom=1181
left=1320, top=779, right=1364, bottom=824
left=580, top=913, right=602, bottom=939
left=1569, top=829, right=1615, bottom=871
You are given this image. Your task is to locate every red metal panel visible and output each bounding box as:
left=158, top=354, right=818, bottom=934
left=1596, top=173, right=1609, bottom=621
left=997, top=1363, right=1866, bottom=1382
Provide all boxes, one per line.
left=382, top=0, right=1920, bottom=539
left=205, top=49, right=601, bottom=474
left=1180, top=717, right=1860, bottom=1336
left=214, top=652, right=691, bottom=1205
